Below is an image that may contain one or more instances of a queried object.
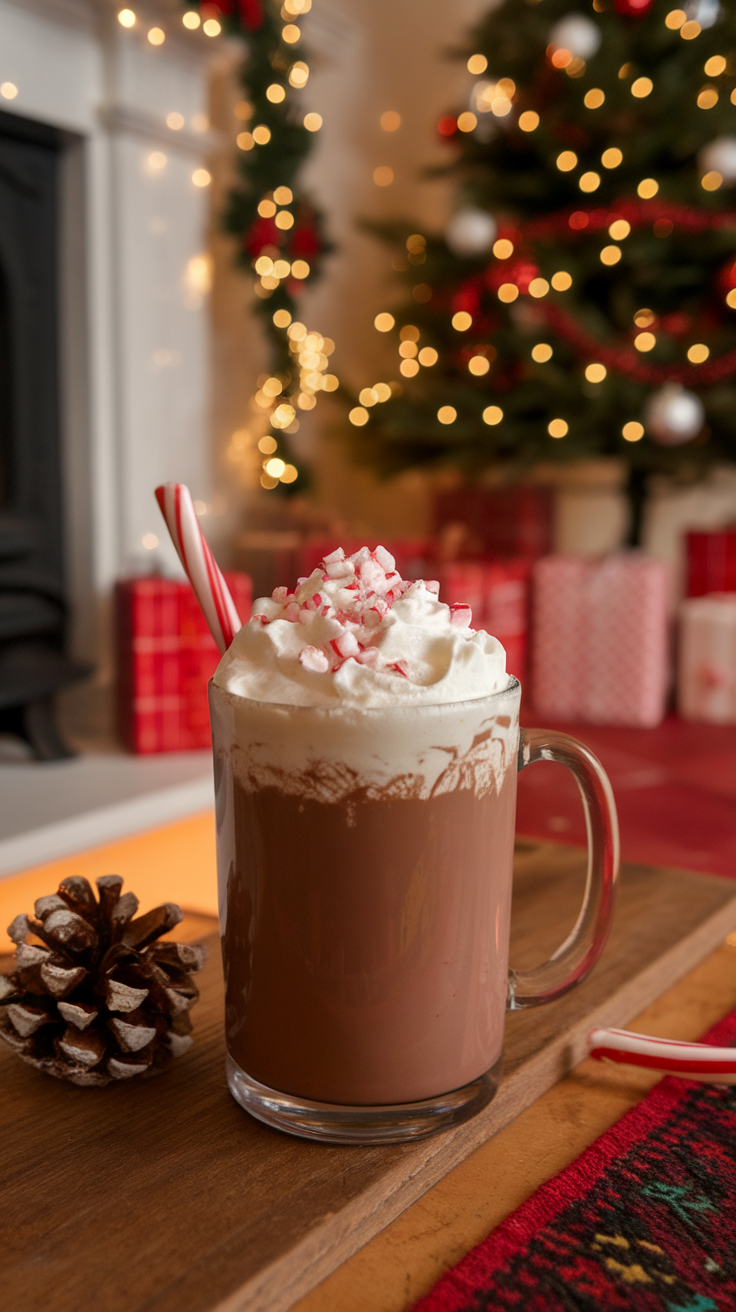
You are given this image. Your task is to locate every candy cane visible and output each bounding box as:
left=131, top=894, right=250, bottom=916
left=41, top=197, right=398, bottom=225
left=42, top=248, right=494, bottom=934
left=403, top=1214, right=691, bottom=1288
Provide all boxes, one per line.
left=588, top=1027, right=736, bottom=1085
left=155, top=483, right=242, bottom=654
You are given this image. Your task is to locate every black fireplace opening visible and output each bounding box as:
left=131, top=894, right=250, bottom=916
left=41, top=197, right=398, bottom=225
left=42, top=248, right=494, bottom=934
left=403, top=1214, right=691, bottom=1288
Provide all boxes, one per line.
left=0, top=107, right=89, bottom=759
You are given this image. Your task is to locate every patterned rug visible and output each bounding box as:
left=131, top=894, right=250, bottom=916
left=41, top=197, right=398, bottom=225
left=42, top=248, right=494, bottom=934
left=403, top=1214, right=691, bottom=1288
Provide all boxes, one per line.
left=413, top=1010, right=736, bottom=1312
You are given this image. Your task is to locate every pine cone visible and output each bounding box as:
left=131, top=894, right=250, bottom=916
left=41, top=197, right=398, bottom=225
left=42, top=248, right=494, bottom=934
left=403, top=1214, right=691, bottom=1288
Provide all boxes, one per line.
left=0, top=875, right=206, bottom=1086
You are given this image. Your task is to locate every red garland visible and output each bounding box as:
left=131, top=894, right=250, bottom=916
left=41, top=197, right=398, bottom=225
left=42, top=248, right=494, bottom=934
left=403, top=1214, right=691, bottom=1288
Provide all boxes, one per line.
left=497, top=198, right=736, bottom=386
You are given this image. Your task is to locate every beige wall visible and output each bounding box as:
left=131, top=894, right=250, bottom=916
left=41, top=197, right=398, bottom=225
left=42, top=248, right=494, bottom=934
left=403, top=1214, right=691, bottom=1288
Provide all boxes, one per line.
left=207, top=0, right=488, bottom=542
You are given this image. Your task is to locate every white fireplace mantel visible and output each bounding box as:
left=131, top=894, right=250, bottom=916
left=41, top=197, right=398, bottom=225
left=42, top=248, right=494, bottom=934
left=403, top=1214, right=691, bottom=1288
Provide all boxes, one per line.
left=0, top=0, right=217, bottom=665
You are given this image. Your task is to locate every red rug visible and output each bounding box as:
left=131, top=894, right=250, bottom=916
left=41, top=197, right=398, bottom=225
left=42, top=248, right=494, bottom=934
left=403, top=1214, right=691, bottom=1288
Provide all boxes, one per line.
left=412, top=1010, right=736, bottom=1311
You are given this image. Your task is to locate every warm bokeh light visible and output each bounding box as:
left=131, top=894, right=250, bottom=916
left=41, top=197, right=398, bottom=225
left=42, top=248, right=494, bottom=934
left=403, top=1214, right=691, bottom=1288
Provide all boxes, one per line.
left=631, top=77, right=653, bottom=97
left=680, top=20, right=701, bottom=39
left=166, top=112, right=184, bottom=130
left=609, top=219, right=631, bottom=240
left=698, top=87, right=719, bottom=109
left=702, top=170, right=723, bottom=190
left=0, top=82, right=18, bottom=100
left=291, top=260, right=310, bottom=279
left=148, top=151, right=167, bottom=170
left=289, top=61, right=309, bottom=88
left=687, top=343, right=710, bottom=363
left=665, top=9, right=686, bottom=29
left=235, top=101, right=252, bottom=120
left=437, top=406, right=457, bottom=424
left=468, top=355, right=491, bottom=375
left=451, top=312, right=472, bottom=331
left=381, top=111, right=401, bottom=132
left=548, top=419, right=568, bottom=438
left=182, top=10, right=200, bottom=28
left=418, top=347, right=438, bottom=367
left=349, top=407, right=369, bottom=426
left=600, top=245, right=622, bottom=265
left=622, top=421, right=644, bottom=442
left=253, top=125, right=272, bottom=144
left=602, top=148, right=623, bottom=169
left=282, top=24, right=301, bottom=42
left=203, top=18, right=221, bottom=36
left=531, top=343, right=553, bottom=363
left=258, top=435, right=278, bottom=454
left=400, top=359, right=420, bottom=377
left=359, top=388, right=379, bottom=406
left=584, top=88, right=605, bottom=108
left=457, top=112, right=477, bottom=133
left=280, top=465, right=298, bottom=484
left=483, top=405, right=503, bottom=425
left=638, top=177, right=659, bottom=198
left=374, top=313, right=395, bottom=332
left=498, top=283, right=519, bottom=303
left=118, top=8, right=136, bottom=26
left=303, top=112, right=322, bottom=132
left=373, top=166, right=394, bottom=186
left=585, top=363, right=607, bottom=383
left=258, top=199, right=277, bottom=218
left=192, top=169, right=211, bottom=187
left=147, top=27, right=165, bottom=45
left=399, top=341, right=418, bottom=358
left=727, top=290, right=736, bottom=310
left=493, top=238, right=514, bottom=259
left=634, top=308, right=656, bottom=327
left=705, top=55, right=727, bottom=76
left=373, top=383, right=392, bottom=401
left=237, top=132, right=254, bottom=151
left=519, top=111, right=539, bottom=132
left=274, top=186, right=293, bottom=204
left=557, top=151, right=578, bottom=172
left=467, top=54, right=488, bottom=74
left=275, top=211, right=295, bottom=229
left=579, top=171, right=600, bottom=192
left=142, top=533, right=159, bottom=550
left=634, top=331, right=657, bottom=352
left=399, top=325, right=420, bottom=341
left=551, top=271, right=573, bottom=291
left=265, top=458, right=286, bottom=478
left=267, top=84, right=286, bottom=103
left=529, top=278, right=550, bottom=298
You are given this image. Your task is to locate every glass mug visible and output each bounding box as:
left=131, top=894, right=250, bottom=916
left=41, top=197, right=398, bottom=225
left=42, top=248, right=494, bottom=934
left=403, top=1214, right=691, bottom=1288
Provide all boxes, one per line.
left=209, top=677, right=619, bottom=1144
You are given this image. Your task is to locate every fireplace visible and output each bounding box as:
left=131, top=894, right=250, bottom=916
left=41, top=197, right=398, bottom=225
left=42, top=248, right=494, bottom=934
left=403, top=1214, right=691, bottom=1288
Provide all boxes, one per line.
left=0, top=107, right=88, bottom=758
left=0, top=0, right=217, bottom=757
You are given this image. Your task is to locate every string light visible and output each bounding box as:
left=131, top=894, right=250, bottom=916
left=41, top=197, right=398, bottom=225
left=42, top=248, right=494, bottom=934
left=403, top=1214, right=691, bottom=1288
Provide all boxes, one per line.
left=602, top=148, right=623, bottom=169
left=304, top=113, right=322, bottom=132
left=687, top=343, right=710, bottom=363
left=584, top=88, right=605, bottom=108
left=579, top=172, right=600, bottom=192
left=203, top=18, right=221, bottom=36
left=373, top=383, right=392, bottom=401
left=622, top=421, right=644, bottom=441
left=167, top=112, right=184, bottom=130
left=235, top=101, right=252, bottom=120
left=531, top=344, right=553, bottom=362
left=457, top=112, right=477, bottom=132
left=147, top=27, right=165, bottom=44
left=400, top=359, right=420, bottom=377
left=451, top=312, right=472, bottom=330
left=399, top=326, right=420, bottom=342
left=519, top=111, right=539, bottom=132
left=498, top=283, right=519, bottom=303
left=258, top=199, right=277, bottom=218
left=493, top=238, right=514, bottom=259
left=399, top=341, right=418, bottom=358
left=258, top=435, right=278, bottom=454
left=418, top=347, right=438, bottom=366
left=637, top=178, right=659, bottom=198
left=182, top=10, right=200, bottom=28
left=468, top=355, right=491, bottom=374
left=118, top=8, right=136, bottom=26
left=483, top=405, right=503, bottom=425
left=267, top=84, right=286, bottom=103
left=634, top=331, right=656, bottom=352
left=349, top=407, right=369, bottom=425
left=192, top=169, right=211, bottom=187
left=665, top=9, right=686, bottom=28
left=374, top=313, right=394, bottom=331
left=631, top=77, right=653, bottom=98
left=727, top=290, right=736, bottom=310
left=467, top=54, right=488, bottom=74
left=253, top=125, right=272, bottom=145
left=275, top=210, right=295, bottom=229
left=289, top=62, right=309, bottom=88
left=381, top=111, right=401, bottom=132
left=548, top=419, right=568, bottom=438
left=373, top=166, right=394, bottom=186
left=0, top=82, right=18, bottom=100
left=291, top=260, right=310, bottom=278
left=237, top=132, right=254, bottom=151
left=634, top=309, right=656, bottom=327
left=437, top=406, right=457, bottom=424
left=697, top=86, right=718, bottom=108
left=529, top=278, right=550, bottom=298
left=680, top=20, right=701, bottom=39
left=702, top=170, right=723, bottom=190
left=600, top=245, right=622, bottom=265
left=282, top=24, right=301, bottom=42
left=585, top=363, right=607, bottom=383
left=148, top=151, right=167, bottom=171
left=705, top=56, right=727, bottom=76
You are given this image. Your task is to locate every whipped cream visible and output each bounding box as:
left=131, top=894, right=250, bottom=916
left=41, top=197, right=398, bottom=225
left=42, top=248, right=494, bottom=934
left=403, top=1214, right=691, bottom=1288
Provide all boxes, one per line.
left=214, top=545, right=509, bottom=707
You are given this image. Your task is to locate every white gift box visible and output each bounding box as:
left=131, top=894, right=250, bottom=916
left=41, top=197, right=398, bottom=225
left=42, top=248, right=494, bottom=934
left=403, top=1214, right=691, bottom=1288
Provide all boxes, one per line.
left=678, top=593, right=736, bottom=724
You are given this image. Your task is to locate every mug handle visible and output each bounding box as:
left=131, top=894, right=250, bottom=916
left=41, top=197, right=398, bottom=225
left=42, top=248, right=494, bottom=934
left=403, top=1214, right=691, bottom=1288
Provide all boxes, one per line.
left=508, top=728, right=620, bottom=1011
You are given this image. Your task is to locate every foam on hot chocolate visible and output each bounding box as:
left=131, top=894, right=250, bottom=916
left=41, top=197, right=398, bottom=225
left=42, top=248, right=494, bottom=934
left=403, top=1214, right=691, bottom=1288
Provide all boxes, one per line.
left=215, top=545, right=509, bottom=708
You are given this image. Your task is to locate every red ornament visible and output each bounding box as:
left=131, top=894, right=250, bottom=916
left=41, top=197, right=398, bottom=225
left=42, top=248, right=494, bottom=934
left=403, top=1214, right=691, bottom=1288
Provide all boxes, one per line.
left=438, top=116, right=458, bottom=138
left=614, top=0, right=654, bottom=14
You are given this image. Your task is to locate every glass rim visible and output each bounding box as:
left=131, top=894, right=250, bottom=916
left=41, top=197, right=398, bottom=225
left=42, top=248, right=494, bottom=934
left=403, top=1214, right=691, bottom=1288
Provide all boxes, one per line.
left=208, top=674, right=520, bottom=717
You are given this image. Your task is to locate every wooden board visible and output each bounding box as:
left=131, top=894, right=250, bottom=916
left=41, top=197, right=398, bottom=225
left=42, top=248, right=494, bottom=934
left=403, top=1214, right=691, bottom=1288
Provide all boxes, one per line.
left=2, top=842, right=736, bottom=1312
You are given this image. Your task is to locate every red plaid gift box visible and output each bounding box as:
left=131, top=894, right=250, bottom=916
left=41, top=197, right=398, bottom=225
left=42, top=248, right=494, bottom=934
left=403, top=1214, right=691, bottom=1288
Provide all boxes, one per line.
left=686, top=529, right=736, bottom=597
left=679, top=593, right=736, bottom=723
left=531, top=554, right=670, bottom=726
left=440, top=559, right=530, bottom=683
left=433, top=485, right=553, bottom=560
left=115, top=573, right=251, bottom=754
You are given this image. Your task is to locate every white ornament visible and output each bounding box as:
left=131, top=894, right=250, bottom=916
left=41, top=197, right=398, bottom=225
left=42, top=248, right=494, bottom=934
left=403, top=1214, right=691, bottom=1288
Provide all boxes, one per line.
left=686, top=0, right=720, bottom=29
left=445, top=209, right=497, bottom=257
left=645, top=384, right=705, bottom=446
left=548, top=14, right=602, bottom=60
left=699, top=137, right=736, bottom=184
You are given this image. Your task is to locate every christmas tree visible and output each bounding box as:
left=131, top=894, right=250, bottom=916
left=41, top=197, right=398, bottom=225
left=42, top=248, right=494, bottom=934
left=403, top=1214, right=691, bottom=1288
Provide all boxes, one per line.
left=349, top=0, right=736, bottom=532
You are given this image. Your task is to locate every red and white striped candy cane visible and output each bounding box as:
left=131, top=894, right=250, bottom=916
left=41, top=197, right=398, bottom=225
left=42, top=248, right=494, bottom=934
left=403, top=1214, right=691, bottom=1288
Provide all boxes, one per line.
left=155, top=483, right=242, bottom=654
left=588, top=1027, right=736, bottom=1085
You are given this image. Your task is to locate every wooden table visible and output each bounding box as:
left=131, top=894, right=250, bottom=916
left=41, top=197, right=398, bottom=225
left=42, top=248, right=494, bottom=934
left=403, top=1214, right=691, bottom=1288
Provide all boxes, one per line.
left=2, top=842, right=736, bottom=1312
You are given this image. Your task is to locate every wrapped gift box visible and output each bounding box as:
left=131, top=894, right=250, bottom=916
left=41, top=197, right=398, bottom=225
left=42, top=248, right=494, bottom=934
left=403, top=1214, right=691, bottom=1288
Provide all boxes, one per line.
left=433, top=485, right=553, bottom=560
left=531, top=553, right=670, bottom=726
left=678, top=593, right=736, bottom=724
left=685, top=529, right=736, bottom=597
left=115, top=573, right=251, bottom=754
left=440, top=559, right=530, bottom=684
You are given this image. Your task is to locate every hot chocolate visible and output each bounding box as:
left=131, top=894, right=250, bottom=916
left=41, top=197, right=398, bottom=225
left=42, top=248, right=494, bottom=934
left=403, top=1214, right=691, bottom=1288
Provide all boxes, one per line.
left=210, top=545, right=520, bottom=1122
